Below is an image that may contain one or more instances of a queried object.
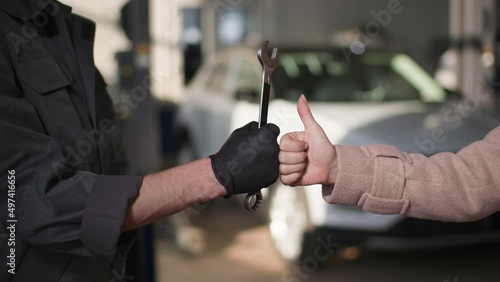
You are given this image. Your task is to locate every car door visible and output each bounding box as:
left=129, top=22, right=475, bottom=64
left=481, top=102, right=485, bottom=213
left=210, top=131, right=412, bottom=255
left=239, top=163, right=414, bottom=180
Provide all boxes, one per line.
left=192, top=53, right=240, bottom=157
left=229, top=58, right=262, bottom=130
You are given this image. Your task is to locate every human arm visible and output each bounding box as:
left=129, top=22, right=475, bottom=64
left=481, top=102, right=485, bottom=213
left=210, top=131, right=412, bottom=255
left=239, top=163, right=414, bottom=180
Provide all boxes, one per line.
left=1, top=43, right=279, bottom=259
left=279, top=95, right=500, bottom=222
left=325, top=127, right=500, bottom=222
left=0, top=47, right=144, bottom=258
left=121, top=158, right=225, bottom=232
left=123, top=121, right=281, bottom=231
left=3, top=96, right=278, bottom=259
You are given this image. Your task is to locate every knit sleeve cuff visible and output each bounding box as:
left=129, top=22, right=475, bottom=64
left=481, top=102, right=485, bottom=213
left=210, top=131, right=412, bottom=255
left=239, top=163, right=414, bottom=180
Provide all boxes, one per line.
left=323, top=144, right=410, bottom=215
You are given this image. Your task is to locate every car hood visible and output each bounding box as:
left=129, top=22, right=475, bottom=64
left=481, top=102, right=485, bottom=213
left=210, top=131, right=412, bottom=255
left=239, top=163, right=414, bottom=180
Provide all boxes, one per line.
left=321, top=102, right=496, bottom=154
left=234, top=99, right=498, bottom=155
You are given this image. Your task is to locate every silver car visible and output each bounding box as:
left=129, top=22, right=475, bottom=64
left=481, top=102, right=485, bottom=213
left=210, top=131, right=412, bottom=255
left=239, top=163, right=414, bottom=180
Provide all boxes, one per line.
left=174, top=45, right=500, bottom=263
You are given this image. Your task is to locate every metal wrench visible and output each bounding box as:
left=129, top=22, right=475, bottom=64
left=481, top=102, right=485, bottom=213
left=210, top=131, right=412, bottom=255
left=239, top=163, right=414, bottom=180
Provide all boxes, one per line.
left=244, top=40, right=280, bottom=212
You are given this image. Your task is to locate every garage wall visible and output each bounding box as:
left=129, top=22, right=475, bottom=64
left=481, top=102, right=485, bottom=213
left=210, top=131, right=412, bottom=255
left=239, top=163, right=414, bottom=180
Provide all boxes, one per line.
left=265, top=0, right=449, bottom=73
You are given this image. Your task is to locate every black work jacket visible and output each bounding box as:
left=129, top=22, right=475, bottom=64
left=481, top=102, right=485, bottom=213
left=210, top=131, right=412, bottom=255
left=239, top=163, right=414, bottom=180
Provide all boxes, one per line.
left=0, top=1, right=143, bottom=281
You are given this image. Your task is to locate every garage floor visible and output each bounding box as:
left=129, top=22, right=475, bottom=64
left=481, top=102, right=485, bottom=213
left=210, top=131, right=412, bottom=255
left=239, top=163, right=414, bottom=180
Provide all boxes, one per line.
left=154, top=197, right=500, bottom=282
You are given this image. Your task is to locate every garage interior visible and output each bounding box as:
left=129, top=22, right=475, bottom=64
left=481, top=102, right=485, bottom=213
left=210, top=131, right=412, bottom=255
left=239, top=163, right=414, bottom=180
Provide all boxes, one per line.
left=60, top=0, right=500, bottom=281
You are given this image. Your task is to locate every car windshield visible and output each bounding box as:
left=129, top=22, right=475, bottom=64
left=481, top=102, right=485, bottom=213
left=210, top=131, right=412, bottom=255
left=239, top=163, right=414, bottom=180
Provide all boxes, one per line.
left=272, top=50, right=446, bottom=103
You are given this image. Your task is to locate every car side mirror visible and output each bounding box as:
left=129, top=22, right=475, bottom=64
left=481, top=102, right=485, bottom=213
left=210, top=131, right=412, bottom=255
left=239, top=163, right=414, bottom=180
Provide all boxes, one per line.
left=444, top=89, right=462, bottom=101
left=235, top=88, right=259, bottom=103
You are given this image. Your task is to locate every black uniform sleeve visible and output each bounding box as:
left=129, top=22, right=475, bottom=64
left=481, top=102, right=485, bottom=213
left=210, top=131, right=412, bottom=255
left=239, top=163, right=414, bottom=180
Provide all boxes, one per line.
left=0, top=49, right=143, bottom=260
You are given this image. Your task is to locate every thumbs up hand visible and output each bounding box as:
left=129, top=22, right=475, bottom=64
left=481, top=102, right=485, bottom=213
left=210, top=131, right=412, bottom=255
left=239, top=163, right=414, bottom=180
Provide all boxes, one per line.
left=279, top=95, right=337, bottom=186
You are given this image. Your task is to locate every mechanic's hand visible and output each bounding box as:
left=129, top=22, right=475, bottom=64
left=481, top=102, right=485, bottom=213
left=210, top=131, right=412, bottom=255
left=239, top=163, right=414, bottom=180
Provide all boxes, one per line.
left=279, top=94, right=337, bottom=186
left=210, top=121, right=280, bottom=197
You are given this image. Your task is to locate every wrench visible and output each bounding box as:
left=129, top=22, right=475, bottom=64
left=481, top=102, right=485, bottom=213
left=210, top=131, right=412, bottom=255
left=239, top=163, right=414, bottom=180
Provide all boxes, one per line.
left=244, top=40, right=280, bottom=212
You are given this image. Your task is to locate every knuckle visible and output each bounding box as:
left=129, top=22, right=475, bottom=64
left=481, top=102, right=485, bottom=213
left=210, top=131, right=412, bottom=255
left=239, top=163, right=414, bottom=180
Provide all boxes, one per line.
left=278, top=153, right=287, bottom=162
left=280, top=165, right=288, bottom=174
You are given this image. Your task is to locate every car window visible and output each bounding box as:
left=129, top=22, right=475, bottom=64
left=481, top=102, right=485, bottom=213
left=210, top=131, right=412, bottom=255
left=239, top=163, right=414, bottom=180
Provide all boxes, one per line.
left=272, top=51, right=445, bottom=103
left=206, top=62, right=228, bottom=92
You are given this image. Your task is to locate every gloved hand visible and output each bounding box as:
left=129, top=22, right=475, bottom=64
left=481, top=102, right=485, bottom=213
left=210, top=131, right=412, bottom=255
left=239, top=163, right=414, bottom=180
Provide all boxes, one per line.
left=210, top=121, right=280, bottom=197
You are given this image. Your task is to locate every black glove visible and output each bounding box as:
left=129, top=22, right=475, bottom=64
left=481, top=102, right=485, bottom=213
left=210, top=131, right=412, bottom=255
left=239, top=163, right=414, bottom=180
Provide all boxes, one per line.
left=210, top=121, right=280, bottom=197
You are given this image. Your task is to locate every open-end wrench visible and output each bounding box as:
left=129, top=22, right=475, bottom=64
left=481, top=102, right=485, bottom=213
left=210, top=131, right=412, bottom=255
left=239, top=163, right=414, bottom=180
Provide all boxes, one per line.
left=244, top=40, right=280, bottom=212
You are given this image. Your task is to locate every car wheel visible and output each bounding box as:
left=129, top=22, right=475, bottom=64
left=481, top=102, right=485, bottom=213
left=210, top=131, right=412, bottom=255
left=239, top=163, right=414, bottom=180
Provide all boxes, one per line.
left=268, top=184, right=312, bottom=264
left=269, top=185, right=342, bottom=267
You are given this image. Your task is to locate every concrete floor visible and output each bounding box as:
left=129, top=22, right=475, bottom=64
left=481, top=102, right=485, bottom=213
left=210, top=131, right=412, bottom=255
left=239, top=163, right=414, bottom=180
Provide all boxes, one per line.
left=153, top=197, right=500, bottom=282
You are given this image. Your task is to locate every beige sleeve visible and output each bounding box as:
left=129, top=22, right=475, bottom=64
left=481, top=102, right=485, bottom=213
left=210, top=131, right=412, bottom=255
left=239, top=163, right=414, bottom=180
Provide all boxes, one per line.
left=322, top=126, right=500, bottom=222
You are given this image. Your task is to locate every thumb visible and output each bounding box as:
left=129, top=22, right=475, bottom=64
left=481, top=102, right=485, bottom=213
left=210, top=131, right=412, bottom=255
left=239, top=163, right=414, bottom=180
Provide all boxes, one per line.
left=297, top=94, right=319, bottom=130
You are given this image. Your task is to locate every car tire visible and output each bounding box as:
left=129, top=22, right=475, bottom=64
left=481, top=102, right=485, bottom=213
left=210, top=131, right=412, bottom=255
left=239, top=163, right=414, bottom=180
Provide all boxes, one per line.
left=268, top=184, right=337, bottom=267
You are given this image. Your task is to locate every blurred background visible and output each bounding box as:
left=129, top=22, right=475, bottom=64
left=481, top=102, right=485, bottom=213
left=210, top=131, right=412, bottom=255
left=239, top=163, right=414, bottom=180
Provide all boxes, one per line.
left=62, top=0, right=500, bottom=281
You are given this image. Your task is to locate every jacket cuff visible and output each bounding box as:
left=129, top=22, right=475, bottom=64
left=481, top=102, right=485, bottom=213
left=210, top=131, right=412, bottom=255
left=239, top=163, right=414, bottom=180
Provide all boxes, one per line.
left=323, top=144, right=410, bottom=215
left=80, top=175, right=144, bottom=259
left=323, top=144, right=374, bottom=205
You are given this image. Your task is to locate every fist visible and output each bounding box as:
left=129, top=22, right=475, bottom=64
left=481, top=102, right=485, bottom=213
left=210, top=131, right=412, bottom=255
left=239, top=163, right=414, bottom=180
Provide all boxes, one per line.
left=279, top=95, right=337, bottom=186
left=210, top=121, right=280, bottom=197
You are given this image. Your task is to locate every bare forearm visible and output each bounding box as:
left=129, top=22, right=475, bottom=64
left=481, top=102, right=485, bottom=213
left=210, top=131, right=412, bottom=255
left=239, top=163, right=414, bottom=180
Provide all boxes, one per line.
left=122, top=120, right=281, bottom=231
left=122, top=158, right=226, bottom=232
